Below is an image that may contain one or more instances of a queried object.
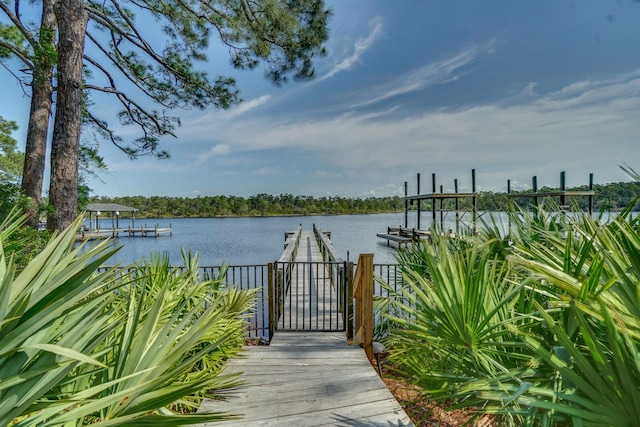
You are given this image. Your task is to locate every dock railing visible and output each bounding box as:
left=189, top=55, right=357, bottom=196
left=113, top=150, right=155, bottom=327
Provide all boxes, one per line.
left=312, top=224, right=352, bottom=336
left=312, top=223, right=345, bottom=291
left=268, top=225, right=302, bottom=339
left=97, top=257, right=404, bottom=344
left=313, top=223, right=342, bottom=262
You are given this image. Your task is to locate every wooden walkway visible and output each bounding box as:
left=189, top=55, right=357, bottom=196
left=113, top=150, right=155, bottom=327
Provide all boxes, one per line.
left=198, top=228, right=412, bottom=426
left=280, top=230, right=344, bottom=331
left=198, top=332, right=413, bottom=426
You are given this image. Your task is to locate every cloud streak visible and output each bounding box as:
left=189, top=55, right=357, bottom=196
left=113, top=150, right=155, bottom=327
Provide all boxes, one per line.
left=319, top=16, right=385, bottom=81
left=351, top=40, right=498, bottom=108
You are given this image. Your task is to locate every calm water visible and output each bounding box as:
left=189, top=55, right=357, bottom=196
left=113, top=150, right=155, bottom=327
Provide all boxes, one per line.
left=88, top=212, right=475, bottom=267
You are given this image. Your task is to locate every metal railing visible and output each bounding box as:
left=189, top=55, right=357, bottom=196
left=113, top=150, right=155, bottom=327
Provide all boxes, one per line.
left=97, top=261, right=405, bottom=341
left=272, top=260, right=348, bottom=333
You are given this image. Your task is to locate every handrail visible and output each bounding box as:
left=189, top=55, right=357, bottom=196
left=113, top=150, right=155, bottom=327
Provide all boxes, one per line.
left=271, top=225, right=302, bottom=339
left=352, top=253, right=374, bottom=363
left=279, top=224, right=302, bottom=262
left=313, top=223, right=343, bottom=262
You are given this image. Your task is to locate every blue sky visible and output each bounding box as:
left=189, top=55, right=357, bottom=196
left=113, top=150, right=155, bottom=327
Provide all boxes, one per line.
left=2, top=0, right=640, bottom=198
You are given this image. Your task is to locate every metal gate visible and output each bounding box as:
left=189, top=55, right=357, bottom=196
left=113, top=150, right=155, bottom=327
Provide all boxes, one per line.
left=272, top=261, right=348, bottom=332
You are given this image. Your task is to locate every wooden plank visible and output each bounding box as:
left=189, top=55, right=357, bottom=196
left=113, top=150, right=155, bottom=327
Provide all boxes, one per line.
left=197, top=332, right=413, bottom=427
left=376, top=233, right=412, bottom=243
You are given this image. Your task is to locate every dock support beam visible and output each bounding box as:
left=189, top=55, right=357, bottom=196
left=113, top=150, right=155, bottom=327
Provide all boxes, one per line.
left=560, top=171, right=566, bottom=207
left=532, top=175, right=539, bottom=217
left=416, top=173, right=421, bottom=230
left=431, top=173, right=437, bottom=229
left=472, top=168, right=477, bottom=234
left=404, top=181, right=408, bottom=228
left=589, top=173, right=594, bottom=214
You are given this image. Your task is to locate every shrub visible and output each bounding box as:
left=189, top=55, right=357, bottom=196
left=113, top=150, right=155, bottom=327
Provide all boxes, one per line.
left=384, top=204, right=640, bottom=426
left=0, top=215, right=254, bottom=425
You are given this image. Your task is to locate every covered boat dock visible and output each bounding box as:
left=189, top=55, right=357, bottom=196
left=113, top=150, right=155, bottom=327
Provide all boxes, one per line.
left=80, top=203, right=171, bottom=239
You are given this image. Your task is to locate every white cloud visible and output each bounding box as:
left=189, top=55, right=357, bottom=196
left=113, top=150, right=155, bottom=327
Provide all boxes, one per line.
left=254, top=167, right=278, bottom=176
left=319, top=16, right=384, bottom=81
left=223, top=95, right=272, bottom=119
left=211, top=144, right=230, bottom=155
left=194, top=143, right=230, bottom=164
left=187, top=70, right=640, bottom=192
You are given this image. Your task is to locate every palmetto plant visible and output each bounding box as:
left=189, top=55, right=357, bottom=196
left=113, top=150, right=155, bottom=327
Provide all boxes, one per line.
left=384, top=202, right=640, bottom=426
left=0, top=214, right=254, bottom=426
left=489, top=206, right=640, bottom=426
left=384, top=229, right=538, bottom=401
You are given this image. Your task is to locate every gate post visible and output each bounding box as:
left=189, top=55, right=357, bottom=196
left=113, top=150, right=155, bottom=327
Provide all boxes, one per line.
left=346, top=261, right=354, bottom=340
left=268, top=262, right=275, bottom=341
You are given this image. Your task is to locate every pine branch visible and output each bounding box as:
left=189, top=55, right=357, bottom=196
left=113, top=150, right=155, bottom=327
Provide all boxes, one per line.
left=0, top=1, right=39, bottom=49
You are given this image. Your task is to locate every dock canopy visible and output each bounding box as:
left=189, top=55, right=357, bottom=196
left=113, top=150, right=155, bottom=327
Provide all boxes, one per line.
left=85, top=203, right=138, bottom=214
left=84, top=203, right=138, bottom=231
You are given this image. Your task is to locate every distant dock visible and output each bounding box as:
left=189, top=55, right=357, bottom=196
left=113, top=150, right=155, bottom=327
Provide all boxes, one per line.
left=125, top=224, right=173, bottom=237
left=77, top=224, right=172, bottom=241
left=79, top=202, right=172, bottom=241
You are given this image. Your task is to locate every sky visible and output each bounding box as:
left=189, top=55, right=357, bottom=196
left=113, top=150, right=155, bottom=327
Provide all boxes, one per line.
left=2, top=0, right=640, bottom=198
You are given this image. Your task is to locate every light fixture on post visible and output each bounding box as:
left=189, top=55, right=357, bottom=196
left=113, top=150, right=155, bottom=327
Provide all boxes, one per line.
left=96, top=211, right=101, bottom=230
left=115, top=211, right=120, bottom=229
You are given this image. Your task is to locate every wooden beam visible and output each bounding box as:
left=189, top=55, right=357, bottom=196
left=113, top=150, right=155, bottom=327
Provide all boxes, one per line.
left=353, top=253, right=374, bottom=364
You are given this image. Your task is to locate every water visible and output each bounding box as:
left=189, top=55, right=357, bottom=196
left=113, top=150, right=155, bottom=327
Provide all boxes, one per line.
left=85, top=210, right=518, bottom=267
left=90, top=212, right=422, bottom=267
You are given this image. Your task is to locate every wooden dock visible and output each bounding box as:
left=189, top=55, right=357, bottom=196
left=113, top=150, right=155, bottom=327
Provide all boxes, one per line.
left=198, top=227, right=413, bottom=426
left=125, top=224, right=172, bottom=237
left=377, top=226, right=431, bottom=247
left=198, top=332, right=413, bottom=426
left=280, top=230, right=344, bottom=331
left=76, top=224, right=172, bottom=241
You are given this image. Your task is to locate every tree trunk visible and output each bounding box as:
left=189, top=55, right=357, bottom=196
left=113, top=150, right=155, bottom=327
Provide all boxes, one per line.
left=48, top=0, right=87, bottom=232
left=20, top=0, right=56, bottom=228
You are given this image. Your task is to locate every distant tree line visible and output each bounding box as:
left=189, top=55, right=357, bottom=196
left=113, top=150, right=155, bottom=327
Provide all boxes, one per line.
left=87, top=181, right=640, bottom=219
left=87, top=194, right=406, bottom=218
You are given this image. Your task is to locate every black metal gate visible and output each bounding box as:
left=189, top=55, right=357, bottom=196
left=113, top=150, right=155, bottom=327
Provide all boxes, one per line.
left=272, top=261, right=348, bottom=332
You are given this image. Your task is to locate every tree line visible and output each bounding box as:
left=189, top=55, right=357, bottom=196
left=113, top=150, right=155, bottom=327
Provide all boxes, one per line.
left=88, top=181, right=640, bottom=219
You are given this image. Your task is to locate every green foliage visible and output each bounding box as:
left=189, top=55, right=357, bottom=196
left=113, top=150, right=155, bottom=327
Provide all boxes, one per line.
left=0, top=118, right=27, bottom=222
left=0, top=215, right=254, bottom=425
left=0, top=117, right=23, bottom=184
left=0, top=23, right=29, bottom=58
left=88, top=180, right=640, bottom=220
left=1, top=214, right=50, bottom=268
left=384, top=202, right=640, bottom=426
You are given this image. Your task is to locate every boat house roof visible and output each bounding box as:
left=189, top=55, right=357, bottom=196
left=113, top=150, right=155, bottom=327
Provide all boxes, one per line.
left=84, top=203, right=138, bottom=213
